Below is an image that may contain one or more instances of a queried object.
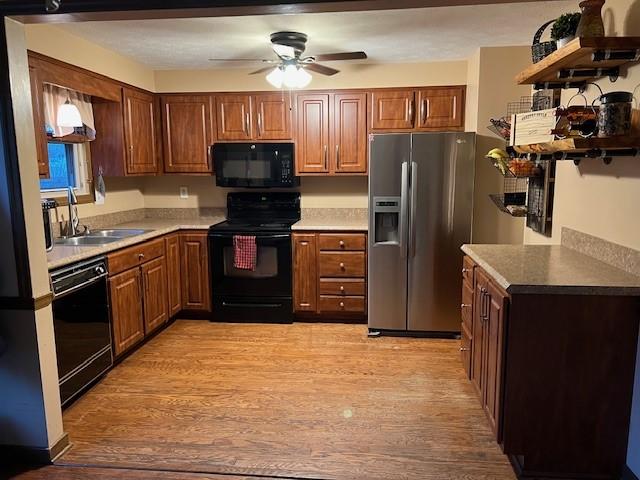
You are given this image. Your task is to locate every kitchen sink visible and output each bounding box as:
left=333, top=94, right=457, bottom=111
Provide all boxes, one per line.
left=55, top=236, right=121, bottom=246
left=88, top=229, right=151, bottom=238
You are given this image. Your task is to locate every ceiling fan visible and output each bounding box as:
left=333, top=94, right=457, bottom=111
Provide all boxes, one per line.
left=209, top=31, right=367, bottom=88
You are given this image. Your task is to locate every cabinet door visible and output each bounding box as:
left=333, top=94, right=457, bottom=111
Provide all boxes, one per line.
left=180, top=233, right=211, bottom=311
left=370, top=89, right=415, bottom=130
left=141, top=256, right=169, bottom=335
left=165, top=234, right=182, bottom=317
left=216, top=94, right=252, bottom=141
left=416, top=87, right=465, bottom=131
left=483, top=278, right=507, bottom=440
left=28, top=65, right=50, bottom=178
left=470, top=270, right=487, bottom=396
left=253, top=93, right=292, bottom=140
left=109, top=268, right=145, bottom=357
left=161, top=95, right=213, bottom=173
left=295, top=94, right=330, bottom=174
left=123, top=88, right=158, bottom=175
left=333, top=92, right=367, bottom=174
left=293, top=233, right=317, bottom=312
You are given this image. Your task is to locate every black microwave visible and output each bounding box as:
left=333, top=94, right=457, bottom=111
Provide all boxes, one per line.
left=213, top=143, right=299, bottom=188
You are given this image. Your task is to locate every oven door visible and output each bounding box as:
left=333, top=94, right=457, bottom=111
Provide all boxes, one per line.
left=209, top=232, right=292, bottom=298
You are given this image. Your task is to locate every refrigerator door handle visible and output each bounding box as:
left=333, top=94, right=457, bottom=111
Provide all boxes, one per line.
left=399, top=161, right=409, bottom=258
left=409, top=161, right=418, bottom=258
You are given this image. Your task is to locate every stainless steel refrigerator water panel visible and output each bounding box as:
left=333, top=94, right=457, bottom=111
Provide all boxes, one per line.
left=368, top=132, right=475, bottom=334
left=368, top=134, right=411, bottom=332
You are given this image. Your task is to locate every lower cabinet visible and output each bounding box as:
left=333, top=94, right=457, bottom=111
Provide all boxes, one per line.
left=109, top=267, right=145, bottom=357
left=165, top=234, right=182, bottom=317
left=293, top=231, right=367, bottom=316
left=461, top=254, right=640, bottom=480
left=180, top=231, right=211, bottom=312
left=141, top=256, right=169, bottom=334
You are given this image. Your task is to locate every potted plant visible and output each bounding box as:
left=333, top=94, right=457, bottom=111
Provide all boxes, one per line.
left=551, top=12, right=582, bottom=48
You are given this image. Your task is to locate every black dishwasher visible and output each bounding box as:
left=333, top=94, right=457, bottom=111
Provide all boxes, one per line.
left=50, top=256, right=113, bottom=407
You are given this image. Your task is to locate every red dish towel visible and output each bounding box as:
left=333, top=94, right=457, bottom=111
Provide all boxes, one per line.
left=233, top=235, right=257, bottom=271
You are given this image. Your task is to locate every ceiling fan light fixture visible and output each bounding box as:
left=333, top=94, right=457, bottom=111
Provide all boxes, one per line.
left=266, top=66, right=284, bottom=88
left=282, top=64, right=312, bottom=89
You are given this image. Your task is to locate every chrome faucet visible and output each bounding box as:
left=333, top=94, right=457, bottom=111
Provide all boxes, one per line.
left=67, top=186, right=80, bottom=237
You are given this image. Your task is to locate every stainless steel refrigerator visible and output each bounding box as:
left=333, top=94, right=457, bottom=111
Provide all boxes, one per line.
left=368, top=132, right=475, bottom=334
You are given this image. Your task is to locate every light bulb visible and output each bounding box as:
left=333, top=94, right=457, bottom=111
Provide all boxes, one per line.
left=57, top=100, right=83, bottom=128
left=294, top=67, right=312, bottom=88
left=282, top=64, right=299, bottom=88
left=266, top=67, right=284, bottom=88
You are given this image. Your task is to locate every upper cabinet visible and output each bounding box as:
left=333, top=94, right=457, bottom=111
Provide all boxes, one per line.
left=28, top=64, right=49, bottom=178
left=215, top=93, right=292, bottom=142
left=295, top=91, right=367, bottom=176
left=161, top=95, right=214, bottom=174
left=370, top=86, right=465, bottom=132
left=123, top=88, right=160, bottom=175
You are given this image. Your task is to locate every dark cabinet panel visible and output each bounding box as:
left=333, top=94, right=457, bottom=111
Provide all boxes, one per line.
left=123, top=88, right=159, bottom=175
left=253, top=93, right=292, bottom=140
left=293, top=233, right=317, bottom=313
left=333, top=92, right=367, bottom=174
left=216, top=94, right=252, bottom=141
left=295, top=94, right=330, bottom=174
left=180, top=232, right=211, bottom=311
left=141, top=256, right=169, bottom=335
left=109, top=268, right=145, bottom=357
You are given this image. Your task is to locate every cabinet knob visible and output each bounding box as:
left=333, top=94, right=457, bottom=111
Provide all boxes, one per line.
left=138, top=253, right=145, bottom=260
left=462, top=268, right=469, bottom=273
left=461, top=303, right=470, bottom=309
left=340, top=285, right=345, bottom=292
left=339, top=302, right=345, bottom=308
left=339, top=262, right=345, bottom=269
left=339, top=240, right=345, bottom=247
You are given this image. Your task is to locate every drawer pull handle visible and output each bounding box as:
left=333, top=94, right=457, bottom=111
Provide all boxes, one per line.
left=461, top=303, right=470, bottom=309
left=339, top=301, right=345, bottom=308
left=138, top=253, right=145, bottom=260
left=462, top=268, right=469, bottom=274
left=460, top=347, right=469, bottom=352
left=339, top=240, right=345, bottom=247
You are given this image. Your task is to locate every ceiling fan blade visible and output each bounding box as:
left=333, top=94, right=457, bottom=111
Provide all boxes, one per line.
left=249, top=66, right=278, bottom=75
left=208, top=58, right=276, bottom=63
left=272, top=44, right=296, bottom=59
left=304, top=63, right=340, bottom=76
left=312, top=52, right=367, bottom=61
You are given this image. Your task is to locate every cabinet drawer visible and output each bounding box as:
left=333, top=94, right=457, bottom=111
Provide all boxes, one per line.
left=461, top=322, right=472, bottom=379
left=108, top=237, right=165, bottom=275
left=319, top=295, right=365, bottom=313
left=319, top=252, right=365, bottom=277
left=461, top=281, right=473, bottom=330
left=319, top=278, right=366, bottom=296
left=462, top=255, right=475, bottom=287
left=318, top=233, right=366, bottom=251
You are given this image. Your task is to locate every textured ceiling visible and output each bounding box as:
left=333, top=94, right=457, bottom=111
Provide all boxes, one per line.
left=57, top=1, right=576, bottom=70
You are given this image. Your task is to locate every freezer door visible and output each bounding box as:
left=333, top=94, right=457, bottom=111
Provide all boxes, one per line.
left=368, top=134, right=411, bottom=331
left=407, top=132, right=475, bottom=332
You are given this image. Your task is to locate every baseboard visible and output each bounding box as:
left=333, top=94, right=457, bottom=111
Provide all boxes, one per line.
left=0, top=432, right=69, bottom=466
left=623, top=465, right=640, bottom=480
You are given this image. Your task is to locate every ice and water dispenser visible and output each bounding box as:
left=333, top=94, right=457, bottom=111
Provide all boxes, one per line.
left=372, top=196, right=400, bottom=245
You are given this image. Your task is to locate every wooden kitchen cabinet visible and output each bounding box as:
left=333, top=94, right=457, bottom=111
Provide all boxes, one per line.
left=293, top=232, right=367, bottom=317
left=333, top=92, right=367, bottom=174
left=461, top=254, right=640, bottom=479
left=295, top=93, right=330, bottom=174
left=253, top=93, right=292, bottom=140
left=123, top=88, right=159, bottom=175
left=180, top=232, right=211, bottom=311
left=416, top=87, right=464, bottom=130
left=141, top=256, right=169, bottom=335
left=215, top=94, right=252, bottom=141
left=28, top=64, right=50, bottom=178
left=293, top=234, right=317, bottom=312
left=370, top=86, right=465, bottom=132
left=109, top=267, right=145, bottom=357
left=165, top=234, right=182, bottom=317
left=161, top=95, right=214, bottom=173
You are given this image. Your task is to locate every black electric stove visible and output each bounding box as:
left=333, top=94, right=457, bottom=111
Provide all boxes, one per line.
left=208, top=192, right=300, bottom=323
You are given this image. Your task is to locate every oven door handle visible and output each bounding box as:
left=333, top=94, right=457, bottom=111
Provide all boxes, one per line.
left=208, top=233, right=290, bottom=240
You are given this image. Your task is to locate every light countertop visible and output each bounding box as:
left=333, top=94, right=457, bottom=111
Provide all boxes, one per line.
left=292, top=209, right=368, bottom=231
left=47, top=216, right=224, bottom=270
left=462, top=244, right=640, bottom=296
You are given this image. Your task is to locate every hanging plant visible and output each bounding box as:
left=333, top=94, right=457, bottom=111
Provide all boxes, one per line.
left=551, top=13, right=582, bottom=41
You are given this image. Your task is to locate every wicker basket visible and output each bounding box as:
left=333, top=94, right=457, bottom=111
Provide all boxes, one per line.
left=531, top=19, right=557, bottom=63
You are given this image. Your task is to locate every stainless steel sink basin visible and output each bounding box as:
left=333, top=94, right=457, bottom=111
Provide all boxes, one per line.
left=55, top=236, right=121, bottom=246
left=89, top=229, right=151, bottom=238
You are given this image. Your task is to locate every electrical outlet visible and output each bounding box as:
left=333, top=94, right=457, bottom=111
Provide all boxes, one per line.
left=179, top=186, right=189, bottom=199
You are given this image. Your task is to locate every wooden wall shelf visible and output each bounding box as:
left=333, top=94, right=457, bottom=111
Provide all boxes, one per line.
left=516, top=37, right=640, bottom=86
left=512, top=136, right=640, bottom=154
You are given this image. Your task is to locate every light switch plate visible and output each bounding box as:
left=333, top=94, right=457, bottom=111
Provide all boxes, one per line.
left=179, top=186, right=188, bottom=199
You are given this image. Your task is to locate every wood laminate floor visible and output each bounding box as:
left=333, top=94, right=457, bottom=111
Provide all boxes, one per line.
left=11, top=321, right=515, bottom=480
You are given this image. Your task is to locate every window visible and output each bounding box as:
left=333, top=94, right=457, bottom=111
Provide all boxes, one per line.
left=40, top=142, right=93, bottom=201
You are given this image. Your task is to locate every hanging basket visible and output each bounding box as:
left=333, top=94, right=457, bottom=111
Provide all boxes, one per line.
left=532, top=19, right=558, bottom=63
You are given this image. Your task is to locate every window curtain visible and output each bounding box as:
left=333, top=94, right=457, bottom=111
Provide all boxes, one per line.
left=43, top=84, right=96, bottom=139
